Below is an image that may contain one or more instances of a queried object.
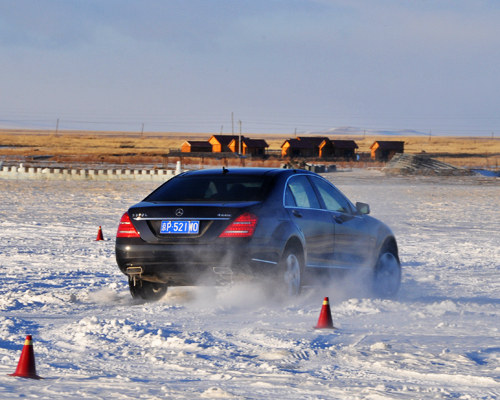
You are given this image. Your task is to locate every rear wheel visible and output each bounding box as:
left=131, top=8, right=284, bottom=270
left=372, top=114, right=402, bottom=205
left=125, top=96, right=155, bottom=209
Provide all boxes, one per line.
left=280, top=248, right=304, bottom=296
left=129, top=279, right=168, bottom=301
left=373, top=251, right=401, bottom=298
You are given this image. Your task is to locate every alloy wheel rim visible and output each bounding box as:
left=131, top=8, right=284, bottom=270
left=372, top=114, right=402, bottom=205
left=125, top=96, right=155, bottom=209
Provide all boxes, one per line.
left=284, top=254, right=301, bottom=296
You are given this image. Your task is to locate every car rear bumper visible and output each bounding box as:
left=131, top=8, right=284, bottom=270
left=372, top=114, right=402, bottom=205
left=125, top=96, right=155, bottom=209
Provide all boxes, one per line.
left=115, top=239, right=280, bottom=286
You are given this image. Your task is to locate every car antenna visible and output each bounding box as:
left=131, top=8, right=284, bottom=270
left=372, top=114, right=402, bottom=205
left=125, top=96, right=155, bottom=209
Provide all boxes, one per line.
left=222, top=166, right=229, bottom=174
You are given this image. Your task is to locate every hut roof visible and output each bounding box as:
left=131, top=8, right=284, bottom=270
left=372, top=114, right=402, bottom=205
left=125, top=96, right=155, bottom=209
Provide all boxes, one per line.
left=281, top=138, right=313, bottom=149
left=209, top=135, right=239, bottom=145
left=370, top=141, right=405, bottom=151
left=242, top=138, right=269, bottom=148
left=330, top=140, right=359, bottom=149
left=183, top=140, right=212, bottom=148
left=296, top=136, right=329, bottom=147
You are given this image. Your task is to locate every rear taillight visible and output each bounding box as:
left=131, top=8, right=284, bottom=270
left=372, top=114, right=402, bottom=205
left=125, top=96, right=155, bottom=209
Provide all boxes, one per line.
left=219, top=212, right=258, bottom=238
left=116, top=212, right=141, bottom=238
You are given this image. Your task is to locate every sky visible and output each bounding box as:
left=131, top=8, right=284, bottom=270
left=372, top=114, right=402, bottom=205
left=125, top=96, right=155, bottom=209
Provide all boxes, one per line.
left=1, top=0, right=499, bottom=136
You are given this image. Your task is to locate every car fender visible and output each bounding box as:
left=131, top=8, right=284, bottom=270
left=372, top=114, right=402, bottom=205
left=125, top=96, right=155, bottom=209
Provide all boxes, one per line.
left=373, top=228, right=399, bottom=265
left=358, top=214, right=398, bottom=266
left=270, top=219, right=307, bottom=262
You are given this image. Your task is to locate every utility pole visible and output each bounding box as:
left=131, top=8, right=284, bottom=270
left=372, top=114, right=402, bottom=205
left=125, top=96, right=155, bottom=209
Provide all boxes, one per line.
left=55, top=118, right=59, bottom=136
left=239, top=120, right=242, bottom=155
left=141, top=123, right=144, bottom=136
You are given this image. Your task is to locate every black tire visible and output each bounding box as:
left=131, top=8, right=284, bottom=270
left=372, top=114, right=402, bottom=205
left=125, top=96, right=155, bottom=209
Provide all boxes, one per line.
left=280, top=247, right=304, bottom=296
left=373, top=251, right=401, bottom=298
left=129, top=279, right=168, bottom=301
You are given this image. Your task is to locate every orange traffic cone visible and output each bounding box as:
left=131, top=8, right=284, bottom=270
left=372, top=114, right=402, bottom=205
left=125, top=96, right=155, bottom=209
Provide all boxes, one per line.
left=314, top=297, right=336, bottom=329
left=96, top=226, right=104, bottom=241
left=9, top=335, right=42, bottom=379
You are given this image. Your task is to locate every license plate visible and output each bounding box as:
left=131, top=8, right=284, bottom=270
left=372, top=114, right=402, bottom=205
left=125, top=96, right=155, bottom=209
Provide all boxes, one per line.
left=160, top=220, right=200, bottom=234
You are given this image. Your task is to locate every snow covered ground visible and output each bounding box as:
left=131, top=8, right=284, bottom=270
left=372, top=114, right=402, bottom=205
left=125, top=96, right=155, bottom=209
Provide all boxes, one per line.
left=0, top=170, right=498, bottom=399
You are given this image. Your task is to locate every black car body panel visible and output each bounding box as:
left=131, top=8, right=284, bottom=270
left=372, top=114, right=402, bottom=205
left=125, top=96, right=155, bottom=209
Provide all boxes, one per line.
left=115, top=167, right=399, bottom=292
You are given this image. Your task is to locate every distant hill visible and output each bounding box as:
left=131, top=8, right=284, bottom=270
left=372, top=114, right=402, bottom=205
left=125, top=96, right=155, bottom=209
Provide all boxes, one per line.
left=308, top=126, right=428, bottom=137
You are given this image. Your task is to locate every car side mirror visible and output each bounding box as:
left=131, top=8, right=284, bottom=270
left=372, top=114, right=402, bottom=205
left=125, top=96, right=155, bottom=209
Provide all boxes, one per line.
left=356, top=202, right=370, bottom=215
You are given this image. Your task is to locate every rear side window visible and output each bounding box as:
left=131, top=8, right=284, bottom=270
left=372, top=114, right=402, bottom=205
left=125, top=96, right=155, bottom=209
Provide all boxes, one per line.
left=145, top=175, right=269, bottom=202
left=286, top=175, right=320, bottom=209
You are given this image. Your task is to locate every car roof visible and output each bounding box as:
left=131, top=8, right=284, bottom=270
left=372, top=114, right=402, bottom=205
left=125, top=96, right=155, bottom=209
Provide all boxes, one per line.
left=179, top=167, right=314, bottom=178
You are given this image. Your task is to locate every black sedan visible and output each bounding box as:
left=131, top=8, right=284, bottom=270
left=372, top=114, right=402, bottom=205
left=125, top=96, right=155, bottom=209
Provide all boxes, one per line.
left=115, top=167, right=401, bottom=300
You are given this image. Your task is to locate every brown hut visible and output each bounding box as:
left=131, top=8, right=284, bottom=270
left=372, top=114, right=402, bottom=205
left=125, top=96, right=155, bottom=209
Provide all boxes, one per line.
left=281, top=137, right=328, bottom=157
left=228, top=137, right=269, bottom=156
left=370, top=141, right=404, bottom=161
left=281, top=139, right=313, bottom=157
left=208, top=135, right=239, bottom=152
left=319, top=139, right=358, bottom=159
left=242, top=138, right=269, bottom=157
left=181, top=141, right=212, bottom=153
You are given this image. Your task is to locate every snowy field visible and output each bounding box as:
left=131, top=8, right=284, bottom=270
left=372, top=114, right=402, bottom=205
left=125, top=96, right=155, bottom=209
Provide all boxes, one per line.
left=0, top=170, right=499, bottom=399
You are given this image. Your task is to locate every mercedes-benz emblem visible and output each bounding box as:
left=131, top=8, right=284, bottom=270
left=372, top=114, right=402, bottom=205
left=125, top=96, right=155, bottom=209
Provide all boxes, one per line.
left=175, top=208, right=184, bottom=217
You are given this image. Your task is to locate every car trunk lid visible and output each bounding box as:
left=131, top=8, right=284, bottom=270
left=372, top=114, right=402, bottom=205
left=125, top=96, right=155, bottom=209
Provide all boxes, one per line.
left=128, top=202, right=260, bottom=243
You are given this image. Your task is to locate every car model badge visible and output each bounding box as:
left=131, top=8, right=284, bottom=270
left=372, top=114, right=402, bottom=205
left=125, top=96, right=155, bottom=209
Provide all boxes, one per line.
left=132, top=212, right=148, bottom=219
left=175, top=208, right=184, bottom=217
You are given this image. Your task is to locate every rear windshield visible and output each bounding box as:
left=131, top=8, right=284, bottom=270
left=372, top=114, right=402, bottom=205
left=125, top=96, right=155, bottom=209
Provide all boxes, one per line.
left=145, top=175, right=270, bottom=202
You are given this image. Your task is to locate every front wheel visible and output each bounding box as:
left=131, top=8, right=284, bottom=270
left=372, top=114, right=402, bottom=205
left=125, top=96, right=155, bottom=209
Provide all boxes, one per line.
left=373, top=251, right=401, bottom=298
left=280, top=248, right=304, bottom=296
left=129, top=279, right=168, bottom=301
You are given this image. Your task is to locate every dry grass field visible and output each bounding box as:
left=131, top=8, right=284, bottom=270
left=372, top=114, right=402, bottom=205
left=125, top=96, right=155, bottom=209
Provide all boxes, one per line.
left=0, top=129, right=499, bottom=169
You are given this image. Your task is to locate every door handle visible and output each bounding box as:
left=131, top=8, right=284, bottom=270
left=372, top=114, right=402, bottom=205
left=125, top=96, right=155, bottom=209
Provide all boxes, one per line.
left=292, top=210, right=303, bottom=218
left=333, top=215, right=344, bottom=224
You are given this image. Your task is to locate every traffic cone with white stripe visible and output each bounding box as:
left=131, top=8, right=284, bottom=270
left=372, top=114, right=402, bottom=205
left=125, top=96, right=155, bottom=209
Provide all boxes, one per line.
left=314, top=297, right=336, bottom=329
left=96, top=226, right=104, bottom=241
left=9, top=335, right=42, bottom=379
